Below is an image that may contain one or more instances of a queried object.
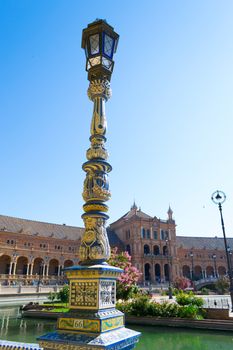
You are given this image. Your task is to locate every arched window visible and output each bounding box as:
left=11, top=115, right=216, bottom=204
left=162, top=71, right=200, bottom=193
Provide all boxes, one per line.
left=218, top=266, right=226, bottom=276
left=49, top=259, right=59, bottom=276
left=144, top=245, right=150, bottom=255
left=194, top=265, right=202, bottom=280
left=126, top=244, right=131, bottom=255
left=153, top=245, right=160, bottom=255
left=144, top=263, right=151, bottom=281
left=0, top=255, right=11, bottom=274
left=33, top=258, right=44, bottom=275
left=155, top=264, right=161, bottom=282
left=182, top=265, right=190, bottom=279
left=141, top=228, right=146, bottom=239
left=164, top=264, right=169, bottom=281
left=206, top=266, right=214, bottom=278
left=146, top=229, right=150, bottom=239
left=125, top=230, right=130, bottom=239
left=16, top=256, right=28, bottom=275
left=163, top=246, right=168, bottom=256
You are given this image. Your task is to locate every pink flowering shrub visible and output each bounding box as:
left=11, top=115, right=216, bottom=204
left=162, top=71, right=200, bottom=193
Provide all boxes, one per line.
left=173, top=276, right=191, bottom=290
left=108, top=248, right=141, bottom=300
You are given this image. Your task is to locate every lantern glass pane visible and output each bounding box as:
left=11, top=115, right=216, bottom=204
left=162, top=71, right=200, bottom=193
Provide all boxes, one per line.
left=102, top=57, right=112, bottom=70
left=88, top=56, right=101, bottom=70
left=85, top=44, right=88, bottom=58
left=104, top=34, right=114, bottom=58
left=90, top=34, right=99, bottom=55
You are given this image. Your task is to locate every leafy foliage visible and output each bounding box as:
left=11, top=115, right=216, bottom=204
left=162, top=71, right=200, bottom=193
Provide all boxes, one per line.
left=215, top=277, right=229, bottom=294
left=48, top=292, right=57, bottom=304
left=117, top=292, right=205, bottom=320
left=200, top=287, right=210, bottom=295
left=57, top=285, right=69, bottom=304
left=175, top=291, right=204, bottom=307
left=108, top=248, right=141, bottom=300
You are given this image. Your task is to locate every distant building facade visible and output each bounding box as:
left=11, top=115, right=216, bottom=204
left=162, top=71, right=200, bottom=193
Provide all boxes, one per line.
left=0, top=205, right=232, bottom=285
left=109, top=203, right=232, bottom=284
left=109, top=203, right=178, bottom=284
left=0, top=215, right=82, bottom=285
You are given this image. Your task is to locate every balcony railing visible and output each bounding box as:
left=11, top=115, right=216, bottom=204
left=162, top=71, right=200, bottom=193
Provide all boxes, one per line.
left=0, top=274, right=62, bottom=280
left=143, top=253, right=172, bottom=259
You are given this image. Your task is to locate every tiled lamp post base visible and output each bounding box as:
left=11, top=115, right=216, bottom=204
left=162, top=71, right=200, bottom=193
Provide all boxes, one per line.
left=38, top=265, right=140, bottom=350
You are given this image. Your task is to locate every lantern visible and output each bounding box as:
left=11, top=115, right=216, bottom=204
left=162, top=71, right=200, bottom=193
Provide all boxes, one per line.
left=81, top=19, right=119, bottom=81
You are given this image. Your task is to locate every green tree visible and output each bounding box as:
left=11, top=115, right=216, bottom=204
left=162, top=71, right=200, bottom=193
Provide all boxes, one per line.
left=57, top=285, right=69, bottom=304
left=48, top=291, right=57, bottom=305
left=215, top=276, right=229, bottom=294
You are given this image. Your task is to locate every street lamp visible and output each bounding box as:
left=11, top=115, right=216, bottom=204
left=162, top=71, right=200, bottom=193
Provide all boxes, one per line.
left=165, top=239, right=173, bottom=299
left=38, top=20, right=140, bottom=350
left=190, top=252, right=194, bottom=281
left=80, top=19, right=119, bottom=265
left=212, top=254, right=217, bottom=278
left=211, top=190, right=233, bottom=312
left=82, top=19, right=119, bottom=82
left=37, top=260, right=44, bottom=292
left=228, top=248, right=233, bottom=272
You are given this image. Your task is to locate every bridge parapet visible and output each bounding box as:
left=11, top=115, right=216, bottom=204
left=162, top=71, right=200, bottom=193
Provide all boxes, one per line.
left=194, top=277, right=218, bottom=289
left=0, top=340, right=42, bottom=350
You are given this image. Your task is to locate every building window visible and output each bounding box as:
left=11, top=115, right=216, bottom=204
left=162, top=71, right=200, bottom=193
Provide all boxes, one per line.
left=146, top=229, right=150, bottom=239
left=153, top=245, right=160, bottom=255
left=144, top=244, right=150, bottom=255
left=126, top=230, right=131, bottom=240
left=160, top=230, right=165, bottom=240
left=161, top=230, right=169, bottom=240
left=141, top=228, right=146, bottom=239
left=153, top=231, right=158, bottom=240
left=126, top=244, right=131, bottom=255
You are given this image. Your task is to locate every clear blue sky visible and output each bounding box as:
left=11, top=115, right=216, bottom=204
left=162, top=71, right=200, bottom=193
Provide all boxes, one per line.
left=1, top=0, right=233, bottom=238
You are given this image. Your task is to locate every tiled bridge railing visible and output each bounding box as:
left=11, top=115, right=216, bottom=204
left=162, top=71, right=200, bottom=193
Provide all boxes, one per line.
left=0, top=340, right=42, bottom=350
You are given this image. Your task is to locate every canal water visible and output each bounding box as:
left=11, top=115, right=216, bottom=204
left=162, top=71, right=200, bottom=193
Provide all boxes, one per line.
left=0, top=306, right=233, bottom=350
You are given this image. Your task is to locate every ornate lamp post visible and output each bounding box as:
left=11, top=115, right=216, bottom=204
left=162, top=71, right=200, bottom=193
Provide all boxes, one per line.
left=228, top=248, right=233, bottom=272
left=165, top=239, right=173, bottom=299
left=37, top=260, right=44, bottom=292
left=79, top=19, right=118, bottom=265
left=212, top=254, right=217, bottom=278
left=211, top=190, right=233, bottom=312
left=38, top=20, right=140, bottom=350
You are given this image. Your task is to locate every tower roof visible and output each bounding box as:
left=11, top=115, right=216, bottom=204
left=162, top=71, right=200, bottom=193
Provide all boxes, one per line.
left=167, top=205, right=173, bottom=214
left=131, top=200, right=138, bottom=210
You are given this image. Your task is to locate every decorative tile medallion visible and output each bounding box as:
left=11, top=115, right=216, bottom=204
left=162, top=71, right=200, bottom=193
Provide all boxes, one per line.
left=70, top=280, right=98, bottom=309
left=99, top=280, right=115, bottom=308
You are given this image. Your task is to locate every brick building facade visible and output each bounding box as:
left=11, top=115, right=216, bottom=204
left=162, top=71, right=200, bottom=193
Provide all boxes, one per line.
left=109, top=203, right=232, bottom=284
left=0, top=204, right=232, bottom=285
